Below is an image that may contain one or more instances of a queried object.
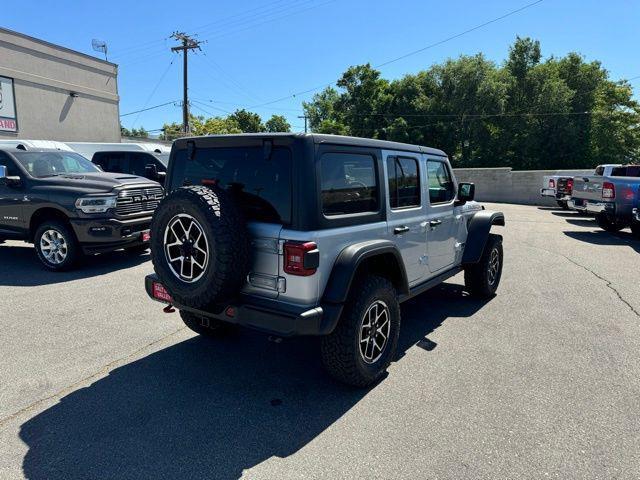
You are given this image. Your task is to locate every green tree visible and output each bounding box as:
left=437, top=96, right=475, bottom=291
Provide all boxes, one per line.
left=265, top=115, right=291, bottom=132
left=228, top=109, right=265, bottom=133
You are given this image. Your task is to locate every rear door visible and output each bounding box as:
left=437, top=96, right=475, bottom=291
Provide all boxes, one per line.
left=169, top=145, right=292, bottom=299
left=425, top=157, right=457, bottom=274
left=383, top=151, right=426, bottom=285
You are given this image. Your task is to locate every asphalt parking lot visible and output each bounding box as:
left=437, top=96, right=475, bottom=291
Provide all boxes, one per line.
left=1, top=202, right=639, bottom=479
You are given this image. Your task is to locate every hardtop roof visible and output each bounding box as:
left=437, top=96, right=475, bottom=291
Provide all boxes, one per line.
left=174, top=133, right=447, bottom=157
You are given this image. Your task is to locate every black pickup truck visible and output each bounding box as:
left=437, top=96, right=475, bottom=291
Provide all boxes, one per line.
left=0, top=146, right=163, bottom=270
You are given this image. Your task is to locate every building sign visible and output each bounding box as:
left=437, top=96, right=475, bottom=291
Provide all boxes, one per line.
left=0, top=76, right=18, bottom=132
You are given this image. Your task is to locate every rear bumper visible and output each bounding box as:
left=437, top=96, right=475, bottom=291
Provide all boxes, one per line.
left=144, top=274, right=342, bottom=337
left=70, top=215, right=152, bottom=254
left=583, top=201, right=615, bottom=215
left=568, top=199, right=587, bottom=211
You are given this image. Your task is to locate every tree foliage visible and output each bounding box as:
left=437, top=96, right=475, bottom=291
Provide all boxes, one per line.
left=157, top=109, right=291, bottom=140
left=302, top=37, right=640, bottom=169
left=120, top=125, right=149, bottom=138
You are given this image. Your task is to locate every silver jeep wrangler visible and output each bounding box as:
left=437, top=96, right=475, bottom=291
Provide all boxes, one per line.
left=145, top=134, right=505, bottom=387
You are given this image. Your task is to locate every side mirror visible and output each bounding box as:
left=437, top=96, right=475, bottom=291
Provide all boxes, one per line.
left=156, top=171, right=167, bottom=184
left=145, top=163, right=158, bottom=177
left=456, top=182, right=475, bottom=204
left=0, top=165, right=22, bottom=188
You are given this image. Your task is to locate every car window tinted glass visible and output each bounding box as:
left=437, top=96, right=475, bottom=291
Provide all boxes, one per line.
left=321, top=152, right=378, bottom=216
left=130, top=153, right=150, bottom=177
left=0, top=154, right=20, bottom=177
left=14, top=152, right=100, bottom=178
left=595, top=166, right=604, bottom=175
left=170, top=146, right=292, bottom=224
left=426, top=160, right=455, bottom=204
left=387, top=156, right=420, bottom=209
left=156, top=153, right=169, bottom=167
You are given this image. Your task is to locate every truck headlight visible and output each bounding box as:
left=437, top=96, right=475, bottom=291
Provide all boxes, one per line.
left=75, top=196, right=117, bottom=213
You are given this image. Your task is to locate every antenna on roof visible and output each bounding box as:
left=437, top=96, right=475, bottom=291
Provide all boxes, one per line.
left=91, top=39, right=108, bottom=61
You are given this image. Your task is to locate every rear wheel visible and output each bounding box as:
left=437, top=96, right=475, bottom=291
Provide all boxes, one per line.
left=34, top=221, right=80, bottom=271
left=596, top=213, right=624, bottom=232
left=557, top=200, right=569, bottom=210
left=180, top=310, right=235, bottom=337
left=464, top=234, right=503, bottom=298
left=321, top=276, right=400, bottom=387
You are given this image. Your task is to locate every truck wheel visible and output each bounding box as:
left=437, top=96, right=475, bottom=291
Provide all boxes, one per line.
left=34, top=221, right=80, bottom=271
left=557, top=200, right=569, bottom=210
left=464, top=234, right=503, bottom=298
left=596, top=213, right=624, bottom=232
left=179, top=310, right=234, bottom=337
left=150, top=185, right=250, bottom=310
left=321, top=276, right=400, bottom=387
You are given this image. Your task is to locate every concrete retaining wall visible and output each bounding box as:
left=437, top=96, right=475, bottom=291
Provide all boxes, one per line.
left=453, top=167, right=592, bottom=206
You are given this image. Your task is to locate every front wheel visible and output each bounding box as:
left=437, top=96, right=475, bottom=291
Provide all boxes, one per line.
left=464, top=234, right=503, bottom=298
left=34, top=221, right=80, bottom=271
left=321, top=276, right=400, bottom=387
left=596, top=213, right=624, bottom=233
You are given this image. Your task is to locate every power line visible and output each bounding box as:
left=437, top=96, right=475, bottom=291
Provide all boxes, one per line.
left=247, top=0, right=545, bottom=109
left=375, top=0, right=545, bottom=68
left=131, top=59, right=176, bottom=128
left=120, top=101, right=177, bottom=117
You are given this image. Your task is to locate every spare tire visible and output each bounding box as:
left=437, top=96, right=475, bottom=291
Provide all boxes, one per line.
left=150, top=185, right=250, bottom=309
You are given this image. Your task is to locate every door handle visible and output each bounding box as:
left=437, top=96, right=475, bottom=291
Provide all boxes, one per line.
left=429, top=219, right=442, bottom=228
left=394, top=226, right=410, bottom=235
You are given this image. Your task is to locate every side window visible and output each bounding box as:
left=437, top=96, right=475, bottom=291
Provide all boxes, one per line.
left=321, top=152, right=378, bottom=216
left=129, top=153, right=149, bottom=177
left=0, top=153, right=20, bottom=177
left=426, top=160, right=455, bottom=204
left=106, top=153, right=128, bottom=173
left=386, top=156, right=420, bottom=209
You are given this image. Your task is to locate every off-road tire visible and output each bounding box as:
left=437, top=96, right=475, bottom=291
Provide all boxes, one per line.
left=150, top=185, right=250, bottom=310
left=596, top=213, right=624, bottom=233
left=464, top=233, right=503, bottom=298
left=125, top=244, right=149, bottom=255
left=180, top=310, right=235, bottom=337
left=34, top=220, right=80, bottom=271
left=321, top=276, right=400, bottom=388
left=557, top=200, right=569, bottom=210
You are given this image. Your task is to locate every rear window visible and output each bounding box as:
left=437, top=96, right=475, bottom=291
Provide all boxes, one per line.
left=170, top=146, right=292, bottom=224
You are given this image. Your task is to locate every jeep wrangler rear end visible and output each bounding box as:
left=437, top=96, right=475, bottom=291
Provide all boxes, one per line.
left=146, top=133, right=504, bottom=387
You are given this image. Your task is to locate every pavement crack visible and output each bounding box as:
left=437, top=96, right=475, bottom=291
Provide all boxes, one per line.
left=0, top=326, right=186, bottom=428
left=521, top=241, right=640, bottom=318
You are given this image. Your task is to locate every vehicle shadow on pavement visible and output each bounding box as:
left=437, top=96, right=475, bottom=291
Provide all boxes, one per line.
left=18, top=282, right=489, bottom=480
left=564, top=230, right=640, bottom=253
left=0, top=244, right=150, bottom=286
left=563, top=218, right=596, bottom=227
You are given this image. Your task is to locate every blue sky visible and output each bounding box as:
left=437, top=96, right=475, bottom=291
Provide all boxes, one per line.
left=4, top=0, right=639, bottom=134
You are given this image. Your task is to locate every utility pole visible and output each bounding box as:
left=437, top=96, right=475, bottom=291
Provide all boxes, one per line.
left=171, top=32, right=203, bottom=134
left=297, top=115, right=309, bottom=133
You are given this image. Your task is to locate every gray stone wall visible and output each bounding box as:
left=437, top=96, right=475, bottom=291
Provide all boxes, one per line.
left=0, top=28, right=120, bottom=142
left=453, top=167, right=592, bottom=206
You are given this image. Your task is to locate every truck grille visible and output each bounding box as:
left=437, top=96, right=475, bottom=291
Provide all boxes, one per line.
left=116, top=187, right=164, bottom=216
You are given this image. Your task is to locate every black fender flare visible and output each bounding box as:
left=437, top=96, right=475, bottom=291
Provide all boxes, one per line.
left=322, top=240, right=409, bottom=305
left=461, top=210, right=505, bottom=264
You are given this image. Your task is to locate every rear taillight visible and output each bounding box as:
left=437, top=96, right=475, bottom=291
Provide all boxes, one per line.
left=567, top=178, right=573, bottom=193
left=549, top=179, right=556, bottom=188
left=284, top=241, right=319, bottom=276
left=602, top=181, right=615, bottom=199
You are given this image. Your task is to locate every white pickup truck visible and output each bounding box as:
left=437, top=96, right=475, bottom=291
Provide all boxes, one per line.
left=541, top=165, right=622, bottom=210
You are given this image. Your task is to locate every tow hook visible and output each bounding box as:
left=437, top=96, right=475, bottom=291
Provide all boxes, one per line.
left=163, top=304, right=176, bottom=313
